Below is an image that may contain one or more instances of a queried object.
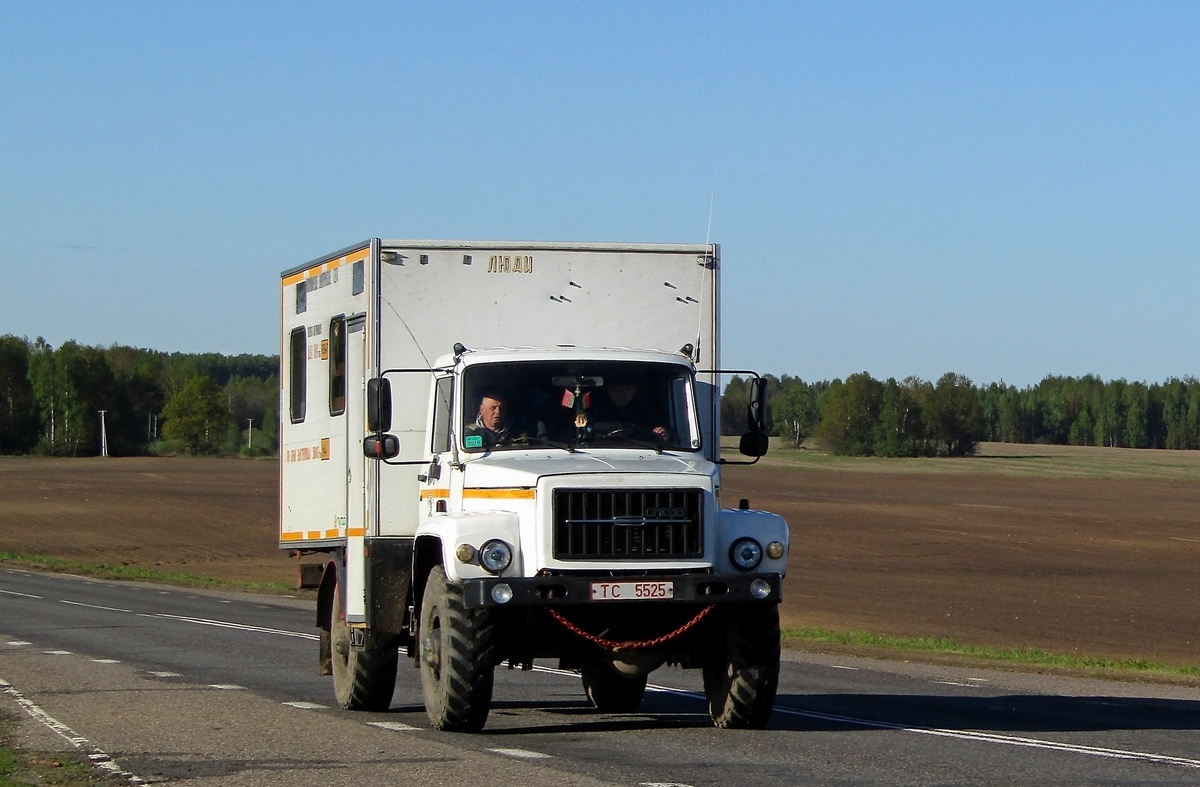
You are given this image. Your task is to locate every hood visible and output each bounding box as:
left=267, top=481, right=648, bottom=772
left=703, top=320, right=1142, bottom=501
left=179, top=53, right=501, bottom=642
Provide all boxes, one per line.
left=462, top=449, right=713, bottom=489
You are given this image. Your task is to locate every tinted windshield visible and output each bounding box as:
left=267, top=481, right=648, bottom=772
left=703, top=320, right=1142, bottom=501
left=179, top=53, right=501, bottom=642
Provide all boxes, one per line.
left=461, top=360, right=698, bottom=452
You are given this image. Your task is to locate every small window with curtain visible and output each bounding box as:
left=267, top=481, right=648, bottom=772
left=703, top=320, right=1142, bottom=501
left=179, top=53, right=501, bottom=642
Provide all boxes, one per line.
left=329, top=317, right=346, bottom=416
left=289, top=327, right=307, bottom=423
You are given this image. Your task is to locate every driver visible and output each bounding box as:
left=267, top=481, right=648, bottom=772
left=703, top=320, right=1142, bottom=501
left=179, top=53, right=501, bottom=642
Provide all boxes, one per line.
left=465, top=392, right=510, bottom=448
left=578, top=372, right=668, bottom=442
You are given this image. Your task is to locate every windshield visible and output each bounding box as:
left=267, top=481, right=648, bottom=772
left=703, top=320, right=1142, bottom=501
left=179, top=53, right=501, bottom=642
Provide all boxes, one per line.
left=460, top=360, right=699, bottom=453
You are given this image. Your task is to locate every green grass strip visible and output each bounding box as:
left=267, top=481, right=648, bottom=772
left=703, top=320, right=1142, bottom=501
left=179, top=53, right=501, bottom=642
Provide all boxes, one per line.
left=0, top=552, right=296, bottom=595
left=785, top=627, right=1200, bottom=679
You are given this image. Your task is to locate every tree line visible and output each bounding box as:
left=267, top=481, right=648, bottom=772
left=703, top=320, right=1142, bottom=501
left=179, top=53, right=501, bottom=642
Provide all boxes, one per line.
left=4, top=335, right=1196, bottom=459
left=721, top=372, right=1200, bottom=456
left=0, top=335, right=278, bottom=457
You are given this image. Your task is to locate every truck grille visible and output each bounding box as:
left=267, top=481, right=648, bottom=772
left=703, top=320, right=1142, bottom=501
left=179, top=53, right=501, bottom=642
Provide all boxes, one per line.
left=553, top=489, right=703, bottom=560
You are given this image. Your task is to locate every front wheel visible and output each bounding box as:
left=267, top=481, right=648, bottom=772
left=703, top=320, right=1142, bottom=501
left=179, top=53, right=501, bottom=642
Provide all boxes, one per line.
left=702, top=603, right=780, bottom=729
left=581, top=662, right=647, bottom=713
left=331, top=583, right=398, bottom=711
left=419, top=565, right=496, bottom=732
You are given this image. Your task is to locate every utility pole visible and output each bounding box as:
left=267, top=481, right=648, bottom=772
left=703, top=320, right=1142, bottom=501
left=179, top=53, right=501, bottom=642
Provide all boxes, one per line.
left=247, top=418, right=254, bottom=448
left=99, top=410, right=109, bottom=457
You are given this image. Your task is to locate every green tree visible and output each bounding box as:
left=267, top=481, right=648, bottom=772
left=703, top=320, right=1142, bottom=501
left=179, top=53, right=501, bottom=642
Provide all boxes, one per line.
left=162, top=375, right=235, bottom=455
left=771, top=375, right=821, bottom=447
left=0, top=335, right=39, bottom=453
left=817, top=372, right=884, bottom=456
left=925, top=372, right=983, bottom=456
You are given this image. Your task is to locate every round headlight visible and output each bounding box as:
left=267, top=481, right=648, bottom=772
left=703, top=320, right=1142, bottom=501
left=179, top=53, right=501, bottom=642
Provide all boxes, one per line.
left=730, top=538, right=763, bottom=571
left=479, top=540, right=513, bottom=574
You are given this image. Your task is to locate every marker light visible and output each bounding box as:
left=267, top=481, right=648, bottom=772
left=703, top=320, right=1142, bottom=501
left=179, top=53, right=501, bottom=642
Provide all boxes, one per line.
left=766, top=541, right=785, bottom=560
left=750, top=578, right=772, bottom=599
left=455, top=543, right=477, bottom=563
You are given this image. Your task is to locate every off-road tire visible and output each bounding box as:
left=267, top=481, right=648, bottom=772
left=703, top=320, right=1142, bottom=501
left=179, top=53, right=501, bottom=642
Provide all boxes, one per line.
left=581, top=662, right=648, bottom=713
left=331, top=583, right=398, bottom=711
left=420, top=565, right=496, bottom=732
left=702, top=603, right=781, bottom=729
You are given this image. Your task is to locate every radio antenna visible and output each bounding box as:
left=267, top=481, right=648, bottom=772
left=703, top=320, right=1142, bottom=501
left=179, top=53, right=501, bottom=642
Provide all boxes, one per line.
left=704, top=192, right=715, bottom=247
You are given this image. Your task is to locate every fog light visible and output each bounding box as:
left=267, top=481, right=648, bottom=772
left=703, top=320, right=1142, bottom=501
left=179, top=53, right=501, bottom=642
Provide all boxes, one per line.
left=479, top=540, right=513, bottom=574
left=750, top=578, right=772, bottom=599
left=730, top=538, right=763, bottom=571
left=491, top=583, right=514, bottom=604
left=455, top=543, right=476, bottom=563
left=766, top=541, right=785, bottom=560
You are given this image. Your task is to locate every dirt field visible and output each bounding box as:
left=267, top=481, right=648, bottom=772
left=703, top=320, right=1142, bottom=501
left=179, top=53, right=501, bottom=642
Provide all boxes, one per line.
left=2, top=445, right=1198, bottom=668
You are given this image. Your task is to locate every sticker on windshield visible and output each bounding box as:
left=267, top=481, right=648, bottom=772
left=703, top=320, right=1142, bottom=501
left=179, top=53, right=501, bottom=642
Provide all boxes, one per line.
left=465, top=434, right=484, bottom=448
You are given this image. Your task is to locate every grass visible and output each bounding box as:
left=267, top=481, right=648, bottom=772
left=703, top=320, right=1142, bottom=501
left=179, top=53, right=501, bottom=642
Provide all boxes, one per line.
left=784, top=627, right=1200, bottom=682
left=744, top=439, right=1200, bottom=481
left=0, top=552, right=298, bottom=596
left=0, top=714, right=124, bottom=787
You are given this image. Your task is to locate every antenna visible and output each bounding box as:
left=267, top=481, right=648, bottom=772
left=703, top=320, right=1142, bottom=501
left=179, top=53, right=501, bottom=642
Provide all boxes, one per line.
left=704, top=192, right=715, bottom=247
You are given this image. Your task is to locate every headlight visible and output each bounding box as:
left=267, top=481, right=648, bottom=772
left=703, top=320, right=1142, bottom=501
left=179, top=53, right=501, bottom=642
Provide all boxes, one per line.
left=479, top=540, right=513, bottom=574
left=730, top=538, right=763, bottom=571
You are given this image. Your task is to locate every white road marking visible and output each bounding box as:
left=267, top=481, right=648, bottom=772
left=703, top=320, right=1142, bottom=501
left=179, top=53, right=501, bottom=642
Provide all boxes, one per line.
left=830, top=665, right=859, bottom=670
left=209, top=684, right=245, bottom=690
left=155, top=613, right=319, bottom=640
left=5, top=641, right=32, bottom=646
left=488, top=747, right=552, bottom=759
left=44, top=650, right=72, bottom=655
left=0, top=589, right=42, bottom=598
left=284, top=701, right=328, bottom=710
left=368, top=720, right=421, bottom=731
left=530, top=664, right=1200, bottom=770
left=147, top=671, right=181, bottom=678
left=0, top=676, right=148, bottom=784
left=91, top=659, right=120, bottom=664
left=61, top=599, right=133, bottom=613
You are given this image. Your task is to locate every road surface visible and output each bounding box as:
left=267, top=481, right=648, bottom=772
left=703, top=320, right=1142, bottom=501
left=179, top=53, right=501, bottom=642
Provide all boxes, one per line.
left=2, top=568, right=1198, bottom=785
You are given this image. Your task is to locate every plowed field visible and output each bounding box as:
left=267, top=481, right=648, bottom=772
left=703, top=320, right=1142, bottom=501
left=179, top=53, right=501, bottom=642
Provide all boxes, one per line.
left=2, top=444, right=1197, bottom=667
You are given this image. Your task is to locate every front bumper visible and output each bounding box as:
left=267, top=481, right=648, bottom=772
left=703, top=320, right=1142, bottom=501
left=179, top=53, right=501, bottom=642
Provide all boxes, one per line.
left=462, top=572, right=782, bottom=609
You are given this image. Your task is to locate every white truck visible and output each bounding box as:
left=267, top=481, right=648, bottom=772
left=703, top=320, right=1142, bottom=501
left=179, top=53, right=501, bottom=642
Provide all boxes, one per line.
left=279, top=239, right=789, bottom=731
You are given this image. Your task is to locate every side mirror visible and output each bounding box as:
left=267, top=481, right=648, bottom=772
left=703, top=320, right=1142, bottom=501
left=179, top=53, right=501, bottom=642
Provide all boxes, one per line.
left=739, top=432, right=769, bottom=457
left=363, top=433, right=399, bottom=460
left=367, top=378, right=392, bottom=432
left=747, top=376, right=768, bottom=434
left=739, top=376, right=770, bottom=457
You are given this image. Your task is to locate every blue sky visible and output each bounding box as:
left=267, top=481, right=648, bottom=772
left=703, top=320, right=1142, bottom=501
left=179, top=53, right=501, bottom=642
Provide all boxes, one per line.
left=2, top=2, right=1196, bottom=387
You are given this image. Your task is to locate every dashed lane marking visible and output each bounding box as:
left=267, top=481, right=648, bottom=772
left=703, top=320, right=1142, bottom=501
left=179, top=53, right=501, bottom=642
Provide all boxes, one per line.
left=488, top=747, right=553, bottom=759
left=0, top=589, right=42, bottom=599
left=284, top=701, right=328, bottom=710
left=61, top=600, right=133, bottom=613
left=368, top=720, right=421, bottom=731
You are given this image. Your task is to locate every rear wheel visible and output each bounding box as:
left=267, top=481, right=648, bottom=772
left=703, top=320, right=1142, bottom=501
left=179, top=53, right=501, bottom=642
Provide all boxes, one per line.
left=331, top=583, right=398, bottom=711
left=419, top=565, right=496, bottom=732
left=581, top=662, right=647, bottom=713
left=702, top=603, right=780, bottom=729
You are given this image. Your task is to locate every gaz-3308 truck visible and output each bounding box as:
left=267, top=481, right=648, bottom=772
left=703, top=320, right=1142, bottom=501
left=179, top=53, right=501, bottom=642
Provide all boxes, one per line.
left=279, top=239, right=789, bottom=731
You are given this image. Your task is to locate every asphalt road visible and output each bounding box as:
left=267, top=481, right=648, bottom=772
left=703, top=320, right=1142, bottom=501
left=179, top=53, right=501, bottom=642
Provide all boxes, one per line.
left=2, top=568, right=1199, bottom=786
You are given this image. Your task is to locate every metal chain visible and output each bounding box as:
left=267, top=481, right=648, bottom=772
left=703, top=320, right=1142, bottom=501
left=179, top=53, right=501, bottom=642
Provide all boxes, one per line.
left=547, top=604, right=716, bottom=651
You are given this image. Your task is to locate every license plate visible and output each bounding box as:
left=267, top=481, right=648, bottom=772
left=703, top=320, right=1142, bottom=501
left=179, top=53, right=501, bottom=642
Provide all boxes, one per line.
left=590, top=581, right=674, bottom=601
